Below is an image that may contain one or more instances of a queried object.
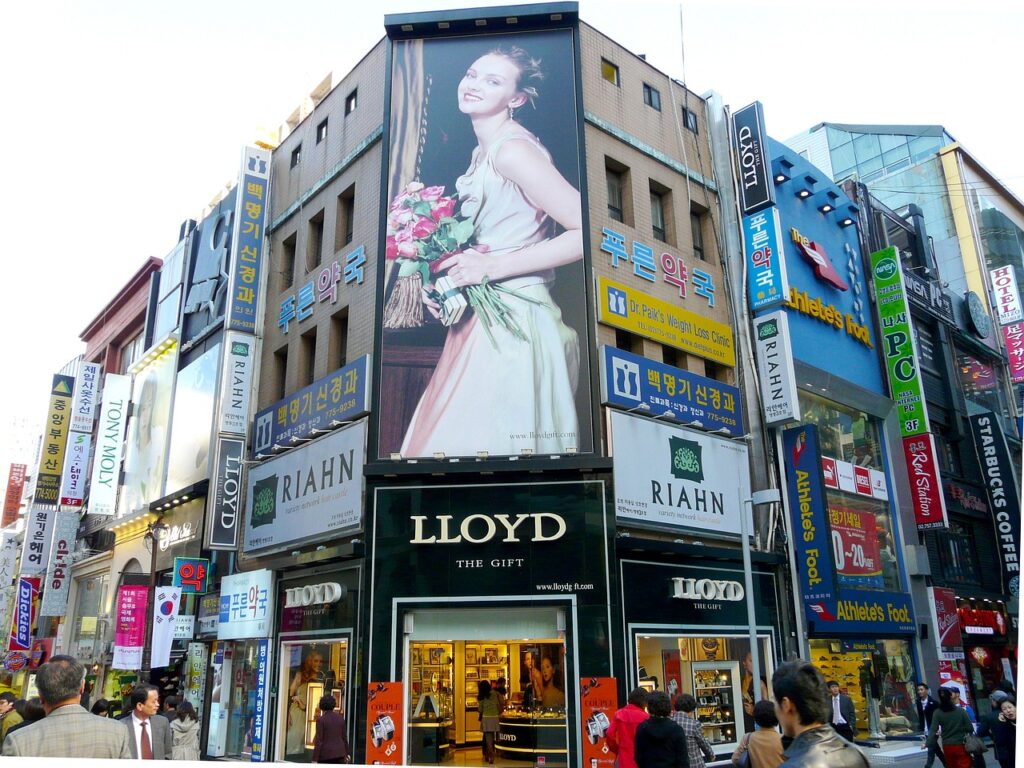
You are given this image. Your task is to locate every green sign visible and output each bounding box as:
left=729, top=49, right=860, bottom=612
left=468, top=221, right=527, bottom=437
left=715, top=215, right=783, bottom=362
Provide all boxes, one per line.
left=870, top=247, right=929, bottom=437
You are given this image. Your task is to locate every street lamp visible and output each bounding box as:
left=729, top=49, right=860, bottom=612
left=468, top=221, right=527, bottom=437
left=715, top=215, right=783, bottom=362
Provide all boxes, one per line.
left=742, top=489, right=781, bottom=709
left=140, top=519, right=168, bottom=679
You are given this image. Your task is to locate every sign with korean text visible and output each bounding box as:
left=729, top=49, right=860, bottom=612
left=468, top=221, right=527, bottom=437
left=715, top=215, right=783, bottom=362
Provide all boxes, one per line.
left=928, top=586, right=963, bottom=660
left=753, top=311, right=799, bottom=425
left=968, top=413, right=1021, bottom=598
left=580, top=677, right=617, bottom=768
left=990, top=265, right=1022, bottom=325
left=39, top=510, right=79, bottom=616
left=207, top=437, right=245, bottom=549
left=828, top=505, right=883, bottom=589
left=252, top=355, right=371, bottom=456
left=732, top=102, right=775, bottom=215
left=610, top=411, right=750, bottom=537
left=20, top=505, right=54, bottom=576
left=365, top=682, right=403, bottom=765
left=598, top=276, right=736, bottom=366
left=9, top=576, right=40, bottom=650
left=87, top=373, right=131, bottom=516
left=69, top=361, right=101, bottom=433
left=173, top=557, right=210, bottom=594
left=218, top=569, right=273, bottom=640
left=184, top=642, right=208, bottom=712
left=744, top=208, right=789, bottom=310
left=58, top=431, right=91, bottom=507
left=1002, top=322, right=1024, bottom=383
left=870, top=247, right=929, bottom=437
left=226, top=146, right=271, bottom=334
left=34, top=374, right=75, bottom=504
left=599, top=228, right=717, bottom=308
left=278, top=245, right=367, bottom=333
left=600, top=346, right=743, bottom=437
left=113, top=585, right=148, bottom=669
left=244, top=421, right=365, bottom=554
left=0, top=532, right=18, bottom=606
left=251, top=638, right=271, bottom=762
left=151, top=586, right=181, bottom=668
left=173, top=614, right=195, bottom=640
left=2, top=464, right=27, bottom=528
left=218, top=333, right=254, bottom=435
left=197, top=593, right=221, bottom=637
left=902, top=433, right=949, bottom=531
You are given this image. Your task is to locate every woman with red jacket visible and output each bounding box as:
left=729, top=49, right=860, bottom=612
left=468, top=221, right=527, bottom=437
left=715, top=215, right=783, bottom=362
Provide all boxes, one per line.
left=607, top=688, right=650, bottom=768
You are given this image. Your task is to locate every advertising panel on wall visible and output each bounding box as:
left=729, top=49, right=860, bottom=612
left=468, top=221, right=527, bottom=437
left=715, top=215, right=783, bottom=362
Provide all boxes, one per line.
left=20, top=505, right=54, bottom=577
left=732, top=102, right=775, bottom=216
left=828, top=505, right=883, bottom=589
left=252, top=356, right=371, bottom=456
left=1002, top=322, right=1024, bottom=383
left=967, top=413, right=1022, bottom=598
left=743, top=208, right=789, bottom=310
left=218, top=569, right=273, bottom=640
left=113, top=584, right=148, bottom=669
left=226, top=146, right=271, bottom=334
left=206, top=436, right=244, bottom=550
left=34, top=374, right=75, bottom=504
left=609, top=411, right=750, bottom=537
left=58, top=431, right=91, bottom=507
left=244, top=422, right=365, bottom=554
left=902, top=433, right=949, bottom=530
left=165, top=343, right=220, bottom=495
left=120, top=344, right=177, bottom=516
left=377, top=26, right=594, bottom=460
left=989, top=265, right=1022, bottom=325
left=278, top=244, right=367, bottom=335
left=87, top=372, right=132, bottom=516
left=2, top=464, right=27, bottom=528
left=69, top=361, right=101, bottom=432
left=365, top=682, right=404, bottom=765
left=752, top=311, right=800, bottom=426
left=928, top=586, right=964, bottom=661
left=38, top=510, right=79, bottom=616
left=599, top=346, right=743, bottom=436
left=8, top=576, right=40, bottom=651
left=783, top=426, right=915, bottom=635
left=217, top=333, right=253, bottom=435
left=580, top=677, right=617, bottom=768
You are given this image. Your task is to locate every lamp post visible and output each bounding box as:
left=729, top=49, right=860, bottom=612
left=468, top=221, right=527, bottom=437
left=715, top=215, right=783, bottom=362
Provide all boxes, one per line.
left=742, top=489, right=781, bottom=709
left=140, top=519, right=168, bottom=680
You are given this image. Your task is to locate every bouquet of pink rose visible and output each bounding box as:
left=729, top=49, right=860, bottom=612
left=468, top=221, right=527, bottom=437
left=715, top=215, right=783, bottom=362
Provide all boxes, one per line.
left=382, top=181, right=539, bottom=346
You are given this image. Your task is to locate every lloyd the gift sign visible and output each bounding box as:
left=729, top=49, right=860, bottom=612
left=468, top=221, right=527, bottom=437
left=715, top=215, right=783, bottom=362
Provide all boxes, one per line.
left=731, top=101, right=774, bottom=215
left=207, top=437, right=244, bottom=549
left=610, top=411, right=750, bottom=537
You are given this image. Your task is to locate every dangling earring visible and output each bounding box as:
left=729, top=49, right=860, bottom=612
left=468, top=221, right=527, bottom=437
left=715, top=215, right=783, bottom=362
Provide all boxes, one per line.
left=508, top=105, right=515, bottom=120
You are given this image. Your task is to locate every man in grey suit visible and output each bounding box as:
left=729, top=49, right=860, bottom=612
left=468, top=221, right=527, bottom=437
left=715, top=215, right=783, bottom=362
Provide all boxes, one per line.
left=2, top=655, right=132, bottom=757
left=827, top=680, right=858, bottom=742
left=123, top=684, right=173, bottom=759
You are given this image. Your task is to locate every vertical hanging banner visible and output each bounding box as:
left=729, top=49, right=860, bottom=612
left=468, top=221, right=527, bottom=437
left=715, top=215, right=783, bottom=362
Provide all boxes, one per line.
left=365, top=682, right=403, bottom=765
left=112, top=585, right=149, bottom=669
left=206, top=437, right=244, bottom=549
left=2, top=464, right=27, bottom=528
left=9, top=576, right=40, bottom=651
left=1001, top=322, right=1024, bottom=383
left=902, top=433, right=949, bottom=530
left=753, top=311, right=800, bottom=425
left=989, top=265, right=1022, bottom=325
left=69, top=362, right=101, bottom=432
left=732, top=101, right=775, bottom=215
left=250, top=639, right=271, bottom=762
left=217, top=333, right=254, bottom=435
left=928, top=586, right=964, bottom=661
left=184, top=642, right=209, bottom=712
left=87, top=373, right=132, bottom=515
left=34, top=374, right=76, bottom=504
left=744, top=208, right=790, bottom=311
left=20, top=505, right=54, bottom=576
left=59, top=361, right=102, bottom=508
left=151, top=586, right=181, bottom=669
left=967, top=413, right=1022, bottom=598
left=0, top=534, right=23, bottom=649
left=580, top=677, right=617, bottom=768
left=39, top=510, right=79, bottom=616
left=226, top=147, right=271, bottom=334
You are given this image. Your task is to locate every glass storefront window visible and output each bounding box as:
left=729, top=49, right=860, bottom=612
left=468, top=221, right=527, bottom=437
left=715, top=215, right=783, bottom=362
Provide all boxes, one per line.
left=71, top=573, right=110, bottom=663
left=279, top=639, right=349, bottom=762
left=809, top=639, right=916, bottom=737
left=223, top=640, right=262, bottom=759
left=800, top=392, right=882, bottom=469
left=957, top=347, right=1009, bottom=417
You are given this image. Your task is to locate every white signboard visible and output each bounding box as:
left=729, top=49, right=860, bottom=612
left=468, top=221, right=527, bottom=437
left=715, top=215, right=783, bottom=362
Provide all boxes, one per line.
left=218, top=333, right=254, bottom=435
left=39, top=510, right=79, bottom=616
left=753, top=311, right=800, bottom=425
left=217, top=569, right=273, bottom=640
left=87, top=373, right=132, bottom=515
left=20, top=504, right=54, bottom=576
left=174, top=614, right=196, bottom=640
left=0, top=533, right=19, bottom=630
left=610, top=411, right=751, bottom=536
left=58, top=431, right=92, bottom=507
left=243, top=422, right=365, bottom=554
left=70, top=362, right=102, bottom=433
left=990, top=265, right=1023, bottom=325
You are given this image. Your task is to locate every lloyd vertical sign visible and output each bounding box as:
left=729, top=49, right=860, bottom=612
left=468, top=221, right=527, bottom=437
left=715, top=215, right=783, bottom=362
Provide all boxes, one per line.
left=731, top=102, right=775, bottom=215
left=753, top=311, right=799, bottom=425
left=87, top=373, right=132, bottom=515
left=207, top=437, right=244, bottom=549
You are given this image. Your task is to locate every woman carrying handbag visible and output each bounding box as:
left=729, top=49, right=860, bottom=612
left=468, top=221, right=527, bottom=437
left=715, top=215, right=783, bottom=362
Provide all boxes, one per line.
left=732, top=701, right=785, bottom=768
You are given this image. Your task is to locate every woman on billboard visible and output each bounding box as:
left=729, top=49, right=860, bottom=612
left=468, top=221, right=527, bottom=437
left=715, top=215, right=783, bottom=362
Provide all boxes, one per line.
left=386, top=39, right=585, bottom=458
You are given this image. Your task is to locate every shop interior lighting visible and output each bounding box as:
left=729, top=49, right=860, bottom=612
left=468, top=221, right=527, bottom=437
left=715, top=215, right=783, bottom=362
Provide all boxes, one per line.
left=433, top=451, right=445, bottom=460
left=389, top=452, right=402, bottom=460
left=476, top=451, right=489, bottom=459
left=520, top=448, right=535, bottom=456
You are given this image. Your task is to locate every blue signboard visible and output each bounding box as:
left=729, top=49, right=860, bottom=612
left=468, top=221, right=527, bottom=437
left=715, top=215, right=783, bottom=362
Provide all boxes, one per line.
left=784, top=425, right=915, bottom=634
left=600, top=346, right=743, bottom=436
left=251, top=638, right=270, bottom=762
left=14, top=577, right=33, bottom=649
left=227, top=148, right=271, bottom=334
left=743, top=207, right=789, bottom=311
left=763, top=138, right=883, bottom=395
left=252, top=355, right=371, bottom=456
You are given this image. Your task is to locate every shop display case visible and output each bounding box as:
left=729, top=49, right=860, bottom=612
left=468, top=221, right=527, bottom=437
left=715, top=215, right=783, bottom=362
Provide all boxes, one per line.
left=408, top=642, right=454, bottom=762
left=691, top=660, right=741, bottom=750
left=496, top=704, right=568, bottom=766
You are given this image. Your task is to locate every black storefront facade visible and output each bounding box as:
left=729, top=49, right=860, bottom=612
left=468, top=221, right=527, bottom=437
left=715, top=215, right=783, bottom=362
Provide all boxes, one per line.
left=364, top=479, right=613, bottom=767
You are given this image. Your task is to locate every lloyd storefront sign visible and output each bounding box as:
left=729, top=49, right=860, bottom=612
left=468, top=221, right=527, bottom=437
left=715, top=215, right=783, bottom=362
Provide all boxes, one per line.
left=783, top=425, right=915, bottom=634
left=610, top=410, right=750, bottom=537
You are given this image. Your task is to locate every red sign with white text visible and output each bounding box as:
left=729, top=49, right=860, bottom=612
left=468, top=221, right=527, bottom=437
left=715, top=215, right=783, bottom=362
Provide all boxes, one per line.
left=365, top=682, right=403, bottom=765
left=2, top=464, right=26, bottom=529
left=853, top=465, right=871, bottom=496
left=821, top=457, right=839, bottom=489
left=581, top=677, right=617, bottom=768
left=902, top=433, right=949, bottom=530
left=929, top=587, right=963, bottom=656
left=1002, top=322, right=1024, bottom=384
left=828, top=505, right=883, bottom=588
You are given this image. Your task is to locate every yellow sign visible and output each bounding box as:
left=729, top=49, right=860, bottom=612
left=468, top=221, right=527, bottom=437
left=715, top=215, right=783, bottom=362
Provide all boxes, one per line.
left=34, top=374, right=75, bottom=504
left=597, top=277, right=736, bottom=366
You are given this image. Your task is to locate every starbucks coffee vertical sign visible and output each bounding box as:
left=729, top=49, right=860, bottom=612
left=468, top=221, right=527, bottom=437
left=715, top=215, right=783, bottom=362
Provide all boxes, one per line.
left=610, top=410, right=751, bottom=537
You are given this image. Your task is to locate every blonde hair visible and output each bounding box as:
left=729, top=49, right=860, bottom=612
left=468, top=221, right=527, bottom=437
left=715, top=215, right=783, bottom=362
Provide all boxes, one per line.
left=488, top=46, right=543, bottom=107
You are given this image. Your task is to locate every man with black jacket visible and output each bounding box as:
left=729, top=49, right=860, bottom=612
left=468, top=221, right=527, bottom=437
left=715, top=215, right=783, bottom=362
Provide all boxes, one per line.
left=772, top=661, right=868, bottom=768
left=916, top=683, right=945, bottom=768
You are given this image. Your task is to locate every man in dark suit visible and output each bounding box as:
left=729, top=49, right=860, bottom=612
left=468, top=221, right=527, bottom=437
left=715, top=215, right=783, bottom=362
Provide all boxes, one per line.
left=123, top=684, right=173, bottom=759
left=916, top=682, right=945, bottom=768
left=827, top=680, right=857, bottom=742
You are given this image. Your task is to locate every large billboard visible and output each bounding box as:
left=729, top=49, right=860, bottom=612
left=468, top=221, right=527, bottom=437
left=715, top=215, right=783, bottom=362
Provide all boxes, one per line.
left=165, top=344, right=220, bottom=495
left=377, top=27, right=592, bottom=459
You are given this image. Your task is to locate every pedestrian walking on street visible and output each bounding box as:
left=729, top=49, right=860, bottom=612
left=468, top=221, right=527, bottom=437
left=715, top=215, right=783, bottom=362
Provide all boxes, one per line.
left=122, top=684, right=173, bottom=759
left=771, top=660, right=868, bottom=768
left=917, top=683, right=946, bottom=768
left=0, top=692, right=22, bottom=742
left=312, top=694, right=351, bottom=764
left=827, top=680, right=857, bottom=742
left=91, top=698, right=112, bottom=717
left=671, top=694, right=715, bottom=768
left=158, top=694, right=179, bottom=721
left=5, top=697, right=45, bottom=736
left=1, top=655, right=131, bottom=758
left=732, top=700, right=785, bottom=768
left=170, top=701, right=201, bottom=761
left=928, top=687, right=975, bottom=768
left=634, top=690, right=689, bottom=768
left=989, top=698, right=1015, bottom=768
left=606, top=687, right=650, bottom=768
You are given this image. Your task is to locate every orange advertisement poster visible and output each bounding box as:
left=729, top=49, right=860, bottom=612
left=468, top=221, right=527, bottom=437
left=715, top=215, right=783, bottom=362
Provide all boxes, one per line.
left=365, top=681, right=404, bottom=765
left=580, top=677, right=617, bottom=768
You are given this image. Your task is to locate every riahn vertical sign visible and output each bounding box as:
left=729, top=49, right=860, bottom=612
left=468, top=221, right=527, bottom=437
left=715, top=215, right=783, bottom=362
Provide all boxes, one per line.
left=752, top=311, right=800, bottom=425
left=731, top=102, right=775, bottom=215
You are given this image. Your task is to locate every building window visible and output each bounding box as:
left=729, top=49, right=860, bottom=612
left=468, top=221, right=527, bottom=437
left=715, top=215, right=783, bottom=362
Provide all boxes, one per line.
left=120, top=332, right=145, bottom=374
left=607, top=169, right=624, bottom=223
left=335, top=184, right=356, bottom=251
left=643, top=83, right=661, bottom=111
left=662, top=345, right=680, bottom=368
left=316, top=118, right=328, bottom=144
left=345, top=89, right=358, bottom=115
left=274, top=345, right=288, bottom=400
left=682, top=107, right=699, bottom=134
left=301, top=329, right=317, bottom=386
left=307, top=210, right=325, bottom=271
left=601, top=58, right=620, bottom=86
left=936, top=523, right=980, bottom=585
left=704, top=360, right=721, bottom=382
left=614, top=329, right=642, bottom=354
left=690, top=210, right=706, bottom=261
left=605, top=158, right=632, bottom=225
left=649, top=183, right=673, bottom=244
left=290, top=145, right=302, bottom=168
left=329, top=308, right=349, bottom=371
left=280, top=233, right=297, bottom=290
